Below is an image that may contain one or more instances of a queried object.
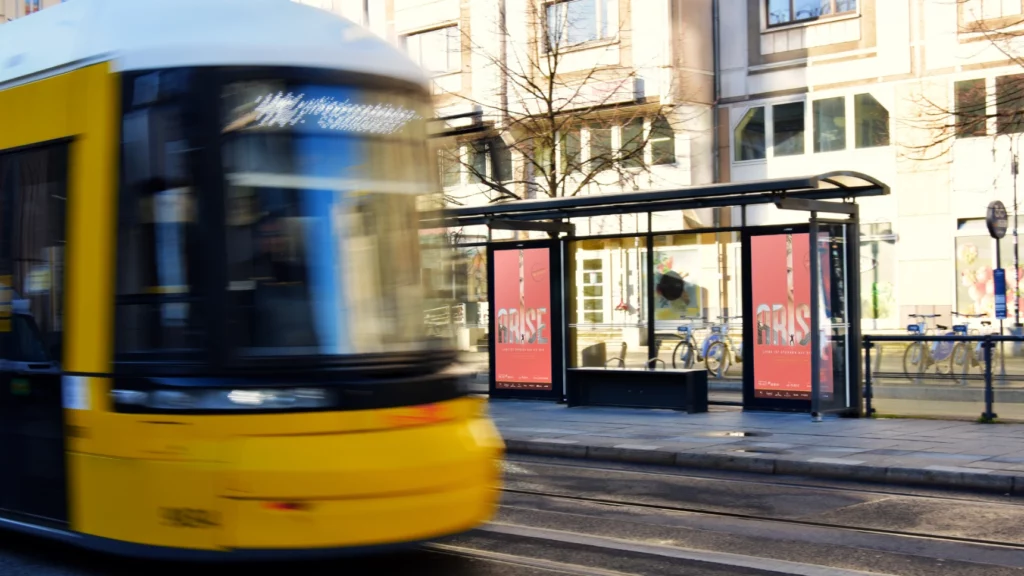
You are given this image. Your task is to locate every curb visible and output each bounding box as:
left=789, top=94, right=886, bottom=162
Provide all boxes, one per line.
left=505, top=439, right=1024, bottom=495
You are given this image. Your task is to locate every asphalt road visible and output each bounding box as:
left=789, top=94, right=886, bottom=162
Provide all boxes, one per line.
left=2, top=456, right=1023, bottom=575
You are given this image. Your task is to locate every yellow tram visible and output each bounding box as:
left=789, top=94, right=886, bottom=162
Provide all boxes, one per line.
left=0, top=0, right=502, bottom=558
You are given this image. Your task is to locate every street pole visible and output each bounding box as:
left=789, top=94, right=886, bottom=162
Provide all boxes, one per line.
left=1013, top=150, right=1020, bottom=328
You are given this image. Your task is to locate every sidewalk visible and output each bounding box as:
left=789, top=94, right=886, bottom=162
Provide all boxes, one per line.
left=489, top=399, right=1024, bottom=494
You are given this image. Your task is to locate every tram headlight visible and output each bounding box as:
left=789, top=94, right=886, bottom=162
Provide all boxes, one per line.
left=111, top=387, right=333, bottom=411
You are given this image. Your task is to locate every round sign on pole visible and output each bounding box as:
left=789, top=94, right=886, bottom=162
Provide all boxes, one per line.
left=987, top=200, right=1009, bottom=239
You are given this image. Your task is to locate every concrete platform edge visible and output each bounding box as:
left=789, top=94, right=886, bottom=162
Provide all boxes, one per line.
left=504, top=439, right=1024, bottom=495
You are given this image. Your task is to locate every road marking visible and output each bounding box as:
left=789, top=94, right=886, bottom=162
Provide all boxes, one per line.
left=613, top=444, right=662, bottom=450
left=479, top=523, right=897, bottom=576
left=808, top=458, right=866, bottom=465
left=926, top=465, right=992, bottom=474
left=530, top=438, right=579, bottom=444
left=428, top=543, right=634, bottom=575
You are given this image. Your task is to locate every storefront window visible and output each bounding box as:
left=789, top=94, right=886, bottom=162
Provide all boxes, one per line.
left=955, top=219, right=1024, bottom=318
left=860, top=223, right=897, bottom=330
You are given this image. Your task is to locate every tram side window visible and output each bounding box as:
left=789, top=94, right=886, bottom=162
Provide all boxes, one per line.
left=116, top=83, right=203, bottom=355
left=0, top=143, right=69, bottom=364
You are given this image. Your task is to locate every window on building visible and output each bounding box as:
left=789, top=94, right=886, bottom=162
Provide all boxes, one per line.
left=403, top=26, right=460, bottom=75
left=448, top=138, right=513, bottom=185
left=854, top=93, right=890, bottom=148
left=439, top=149, right=461, bottom=188
left=491, top=138, right=513, bottom=182
left=546, top=0, right=613, bottom=50
left=589, top=122, right=614, bottom=171
left=734, top=107, right=766, bottom=161
left=620, top=117, right=645, bottom=169
left=955, top=79, right=988, bottom=138
left=767, top=0, right=857, bottom=26
left=580, top=257, right=604, bottom=323
left=996, top=74, right=1024, bottom=135
left=961, top=0, right=1022, bottom=23
left=813, top=97, right=846, bottom=153
left=772, top=102, right=805, bottom=157
left=650, top=116, right=676, bottom=165
left=535, top=139, right=554, bottom=177
left=468, top=141, right=488, bottom=183
left=561, top=128, right=582, bottom=174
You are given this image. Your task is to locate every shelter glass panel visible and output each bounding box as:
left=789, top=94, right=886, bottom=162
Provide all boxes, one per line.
left=652, top=232, right=743, bottom=399
left=568, top=236, right=648, bottom=370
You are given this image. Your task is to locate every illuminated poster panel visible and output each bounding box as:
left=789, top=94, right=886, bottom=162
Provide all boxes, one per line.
left=752, top=233, right=815, bottom=399
left=751, top=232, right=836, bottom=401
left=494, top=248, right=552, bottom=390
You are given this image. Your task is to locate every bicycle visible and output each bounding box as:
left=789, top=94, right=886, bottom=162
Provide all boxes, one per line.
left=671, top=315, right=705, bottom=369
left=704, top=315, right=743, bottom=378
left=949, top=312, right=984, bottom=385
left=902, top=313, right=957, bottom=381
left=949, top=312, right=1003, bottom=385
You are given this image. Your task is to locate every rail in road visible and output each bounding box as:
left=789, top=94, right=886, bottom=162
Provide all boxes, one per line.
left=442, top=456, right=1024, bottom=576
left=3, top=455, right=1023, bottom=575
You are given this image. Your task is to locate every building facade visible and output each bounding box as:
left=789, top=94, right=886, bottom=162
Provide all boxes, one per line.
left=721, top=0, right=1024, bottom=332
left=10, top=0, right=1024, bottom=341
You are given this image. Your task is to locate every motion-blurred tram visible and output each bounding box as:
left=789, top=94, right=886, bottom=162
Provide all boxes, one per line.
left=0, top=0, right=502, bottom=558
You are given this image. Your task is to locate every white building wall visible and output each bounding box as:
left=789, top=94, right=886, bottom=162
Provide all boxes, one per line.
left=720, top=0, right=1024, bottom=329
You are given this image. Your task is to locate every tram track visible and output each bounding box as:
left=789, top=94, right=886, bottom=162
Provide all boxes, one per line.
left=504, top=455, right=1024, bottom=506
left=499, top=486, right=1024, bottom=550
left=497, top=456, right=1024, bottom=561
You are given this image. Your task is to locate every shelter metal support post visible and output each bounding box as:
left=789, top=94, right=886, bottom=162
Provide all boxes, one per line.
left=809, top=214, right=822, bottom=422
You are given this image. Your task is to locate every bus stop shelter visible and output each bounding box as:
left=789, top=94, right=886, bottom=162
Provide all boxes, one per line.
left=421, top=172, right=890, bottom=418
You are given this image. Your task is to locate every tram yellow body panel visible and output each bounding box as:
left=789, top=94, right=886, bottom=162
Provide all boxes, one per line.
left=71, top=397, right=501, bottom=551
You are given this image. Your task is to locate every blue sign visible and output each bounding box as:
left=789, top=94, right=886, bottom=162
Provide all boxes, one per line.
left=995, top=268, right=1007, bottom=319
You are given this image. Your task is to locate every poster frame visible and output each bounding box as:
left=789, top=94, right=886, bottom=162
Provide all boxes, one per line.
left=741, top=224, right=814, bottom=412
left=487, top=239, right=564, bottom=401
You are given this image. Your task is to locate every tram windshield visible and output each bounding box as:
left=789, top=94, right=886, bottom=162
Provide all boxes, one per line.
left=220, top=81, right=435, bottom=357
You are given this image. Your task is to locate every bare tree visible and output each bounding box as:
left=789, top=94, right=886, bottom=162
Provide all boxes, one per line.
left=433, top=2, right=698, bottom=206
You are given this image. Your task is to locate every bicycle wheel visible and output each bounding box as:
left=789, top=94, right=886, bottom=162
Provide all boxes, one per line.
left=903, top=342, right=925, bottom=380
left=705, top=341, right=730, bottom=378
left=949, top=342, right=971, bottom=385
left=673, top=339, right=696, bottom=369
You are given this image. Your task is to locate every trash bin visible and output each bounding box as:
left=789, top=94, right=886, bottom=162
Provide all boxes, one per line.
left=581, top=342, right=607, bottom=367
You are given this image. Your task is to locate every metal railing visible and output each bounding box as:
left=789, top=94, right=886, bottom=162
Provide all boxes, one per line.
left=863, top=334, right=1024, bottom=422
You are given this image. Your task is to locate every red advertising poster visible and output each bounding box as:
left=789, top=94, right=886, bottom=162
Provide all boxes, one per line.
left=494, top=248, right=553, bottom=390
left=752, top=233, right=835, bottom=400
left=752, top=233, right=811, bottom=399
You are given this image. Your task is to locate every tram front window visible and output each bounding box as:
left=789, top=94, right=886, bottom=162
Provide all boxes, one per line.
left=221, top=81, right=434, bottom=357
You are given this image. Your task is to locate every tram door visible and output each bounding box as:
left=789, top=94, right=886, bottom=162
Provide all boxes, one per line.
left=0, top=308, right=67, bottom=522
left=0, top=143, right=69, bottom=523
